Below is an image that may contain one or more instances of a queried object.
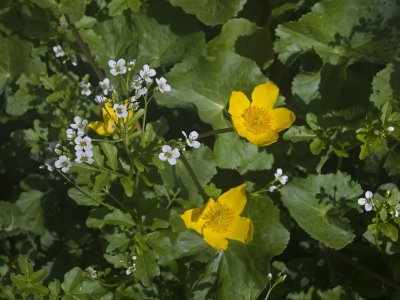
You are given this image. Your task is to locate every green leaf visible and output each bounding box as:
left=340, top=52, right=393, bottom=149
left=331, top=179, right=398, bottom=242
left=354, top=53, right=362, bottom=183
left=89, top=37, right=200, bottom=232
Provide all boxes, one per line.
left=281, top=172, right=362, bottom=249
left=173, top=231, right=208, bottom=258
left=377, top=223, right=398, bottom=242
left=134, top=246, right=160, bottom=287
left=100, top=143, right=118, bottom=170
left=15, top=190, right=44, bottom=235
left=108, top=0, right=141, bottom=16
left=370, top=63, right=394, bottom=109
left=61, top=267, right=105, bottom=297
left=292, top=71, right=321, bottom=104
left=120, top=176, right=134, bottom=197
left=146, top=231, right=174, bottom=265
left=6, top=88, right=35, bottom=116
left=310, top=138, right=325, bottom=155
left=87, top=207, right=135, bottom=229
left=93, top=172, right=111, bottom=192
left=10, top=255, right=48, bottom=298
left=207, top=18, right=258, bottom=57
left=283, top=126, right=317, bottom=142
left=0, top=36, right=40, bottom=94
left=60, top=0, right=86, bottom=22
left=169, top=0, right=247, bottom=25
left=68, top=187, right=105, bottom=207
left=274, top=0, right=396, bottom=66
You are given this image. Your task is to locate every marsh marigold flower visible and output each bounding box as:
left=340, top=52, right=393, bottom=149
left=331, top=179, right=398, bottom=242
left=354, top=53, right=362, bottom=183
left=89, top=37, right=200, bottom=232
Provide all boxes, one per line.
left=181, top=184, right=253, bottom=250
left=88, top=101, right=135, bottom=136
left=228, top=82, right=295, bottom=146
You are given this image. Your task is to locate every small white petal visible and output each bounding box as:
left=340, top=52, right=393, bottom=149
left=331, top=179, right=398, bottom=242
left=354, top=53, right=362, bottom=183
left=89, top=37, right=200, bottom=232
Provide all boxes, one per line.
left=168, top=157, right=177, bottom=165
left=189, top=131, right=199, bottom=140
left=365, top=203, right=374, bottom=211
left=358, top=198, right=367, bottom=205
left=275, top=168, right=283, bottom=177
left=159, top=153, right=168, bottom=161
left=171, top=149, right=180, bottom=158
left=108, top=60, right=116, bottom=68
left=191, top=141, right=201, bottom=148
left=365, top=191, right=373, bottom=199
left=162, top=145, right=171, bottom=152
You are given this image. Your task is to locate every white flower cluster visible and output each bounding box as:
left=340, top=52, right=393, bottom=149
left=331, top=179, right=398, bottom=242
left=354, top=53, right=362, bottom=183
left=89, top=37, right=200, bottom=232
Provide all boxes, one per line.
left=44, top=142, right=60, bottom=172
left=269, top=168, right=289, bottom=192
left=99, top=78, right=113, bottom=95
left=126, top=255, right=137, bottom=275
left=358, top=191, right=374, bottom=212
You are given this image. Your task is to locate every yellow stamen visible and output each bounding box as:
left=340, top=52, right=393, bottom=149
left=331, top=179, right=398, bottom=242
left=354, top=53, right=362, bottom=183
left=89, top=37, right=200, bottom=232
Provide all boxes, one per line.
left=202, top=203, right=235, bottom=234
left=242, top=106, right=272, bottom=135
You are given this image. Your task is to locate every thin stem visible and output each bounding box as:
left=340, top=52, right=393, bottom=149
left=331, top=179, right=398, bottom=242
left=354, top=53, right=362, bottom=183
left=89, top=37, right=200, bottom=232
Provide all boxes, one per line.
left=56, top=170, right=115, bottom=210
left=69, top=23, right=104, bottom=81
left=327, top=248, right=400, bottom=290
left=198, top=127, right=234, bottom=139
left=180, top=155, right=208, bottom=202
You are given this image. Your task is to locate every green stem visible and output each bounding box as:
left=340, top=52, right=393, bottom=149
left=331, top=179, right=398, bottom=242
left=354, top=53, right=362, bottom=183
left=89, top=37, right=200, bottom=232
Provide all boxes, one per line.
left=91, top=163, right=127, bottom=178
left=180, top=155, right=208, bottom=202
left=69, top=22, right=104, bottom=81
left=198, top=127, right=234, bottom=139
left=56, top=170, right=115, bottom=210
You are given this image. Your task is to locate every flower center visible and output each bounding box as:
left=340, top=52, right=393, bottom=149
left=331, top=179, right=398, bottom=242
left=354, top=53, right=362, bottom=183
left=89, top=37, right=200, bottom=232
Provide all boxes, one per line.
left=203, top=203, right=235, bottom=233
left=241, top=106, right=272, bottom=135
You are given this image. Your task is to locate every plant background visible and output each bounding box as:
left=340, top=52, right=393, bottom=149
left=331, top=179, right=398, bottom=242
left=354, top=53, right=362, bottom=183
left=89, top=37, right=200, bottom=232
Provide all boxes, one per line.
left=1, top=0, right=400, bottom=299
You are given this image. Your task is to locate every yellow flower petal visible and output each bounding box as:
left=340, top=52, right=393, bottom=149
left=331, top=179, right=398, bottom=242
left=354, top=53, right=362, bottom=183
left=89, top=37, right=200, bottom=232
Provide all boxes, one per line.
left=231, top=116, right=249, bottom=138
left=217, top=184, right=247, bottom=215
left=202, top=227, right=229, bottom=250
left=270, top=108, right=296, bottom=132
left=251, top=82, right=279, bottom=111
left=226, top=216, right=254, bottom=244
left=246, top=130, right=278, bottom=147
left=88, top=121, right=111, bottom=136
left=228, top=91, right=250, bottom=117
left=180, top=208, right=205, bottom=234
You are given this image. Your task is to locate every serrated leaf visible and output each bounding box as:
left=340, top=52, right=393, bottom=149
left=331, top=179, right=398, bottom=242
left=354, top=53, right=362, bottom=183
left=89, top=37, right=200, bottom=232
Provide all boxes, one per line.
left=134, top=247, right=160, bottom=287
left=292, top=71, right=321, bottom=104
left=283, top=126, right=317, bottom=142
left=274, top=0, right=396, bottom=66
left=370, top=63, right=394, bottom=109
left=281, top=172, right=362, bottom=249
left=169, top=0, right=247, bottom=25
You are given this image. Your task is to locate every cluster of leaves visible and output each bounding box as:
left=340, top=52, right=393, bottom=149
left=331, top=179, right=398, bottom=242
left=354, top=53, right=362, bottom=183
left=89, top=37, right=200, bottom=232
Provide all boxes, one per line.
left=1, top=0, right=400, bottom=299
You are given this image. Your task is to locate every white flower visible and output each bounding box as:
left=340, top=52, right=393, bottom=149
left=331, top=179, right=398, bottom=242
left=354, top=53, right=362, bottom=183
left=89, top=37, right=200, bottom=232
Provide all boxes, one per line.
left=129, top=97, right=140, bottom=111
left=108, top=59, right=127, bottom=76
left=159, top=145, right=180, bottom=165
left=129, top=59, right=136, bottom=67
left=70, top=116, right=88, bottom=131
left=52, top=45, right=65, bottom=57
left=113, top=104, right=128, bottom=118
left=74, top=136, right=92, bottom=152
left=99, top=78, right=112, bottom=95
left=139, top=64, right=156, bottom=83
left=394, top=204, right=400, bottom=217
left=95, top=95, right=106, bottom=104
left=44, top=158, right=56, bottom=172
left=358, top=191, right=374, bottom=212
left=46, top=142, right=60, bottom=152
left=155, top=77, right=171, bottom=93
left=388, top=126, right=395, bottom=132
left=182, top=131, right=200, bottom=148
left=134, top=87, right=147, bottom=99
left=55, top=155, right=72, bottom=172
left=75, top=150, right=94, bottom=164
left=66, top=128, right=76, bottom=140
left=80, top=82, right=92, bottom=96
left=268, top=185, right=277, bottom=192
left=125, top=255, right=137, bottom=275
left=274, top=168, right=288, bottom=185
left=130, top=76, right=143, bottom=90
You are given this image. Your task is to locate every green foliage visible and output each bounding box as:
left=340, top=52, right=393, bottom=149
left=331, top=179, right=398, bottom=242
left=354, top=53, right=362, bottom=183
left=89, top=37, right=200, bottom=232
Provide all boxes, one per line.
left=1, top=0, right=400, bottom=299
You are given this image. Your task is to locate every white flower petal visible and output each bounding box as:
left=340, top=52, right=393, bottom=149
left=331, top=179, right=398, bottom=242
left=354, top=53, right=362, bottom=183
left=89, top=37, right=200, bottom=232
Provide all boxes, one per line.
left=168, top=157, right=177, bottom=165
left=108, top=60, right=116, bottom=68
left=162, top=145, right=171, bottom=152
left=365, top=191, right=373, bottom=199
left=159, top=153, right=167, bottom=161
left=189, top=131, right=199, bottom=139
left=365, top=203, right=374, bottom=211
left=358, top=198, right=367, bottom=205
left=171, top=149, right=180, bottom=158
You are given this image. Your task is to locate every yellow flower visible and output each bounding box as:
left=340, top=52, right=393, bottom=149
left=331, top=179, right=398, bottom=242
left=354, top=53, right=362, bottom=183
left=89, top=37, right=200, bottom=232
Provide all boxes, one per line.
left=180, top=184, right=253, bottom=251
left=228, top=82, right=295, bottom=146
left=88, top=101, right=134, bottom=136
